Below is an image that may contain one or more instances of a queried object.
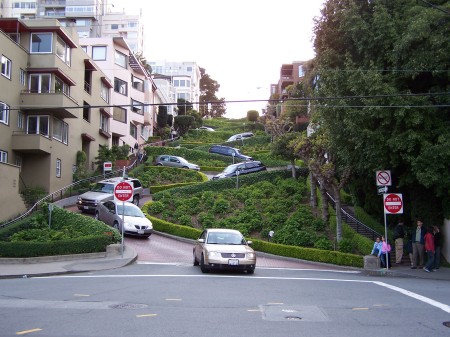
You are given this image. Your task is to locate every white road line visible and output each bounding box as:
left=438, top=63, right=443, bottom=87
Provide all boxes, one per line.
left=35, top=274, right=450, bottom=314
left=374, top=281, right=450, bottom=314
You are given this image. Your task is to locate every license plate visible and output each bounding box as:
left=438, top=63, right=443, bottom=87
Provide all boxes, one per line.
left=83, top=206, right=89, bottom=210
left=138, top=230, right=144, bottom=234
left=228, top=259, right=239, bottom=266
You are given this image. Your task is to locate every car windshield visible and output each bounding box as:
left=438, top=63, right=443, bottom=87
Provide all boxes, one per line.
left=207, top=232, right=245, bottom=245
left=91, top=183, right=114, bottom=193
left=117, top=205, right=144, bottom=217
left=223, top=165, right=238, bottom=174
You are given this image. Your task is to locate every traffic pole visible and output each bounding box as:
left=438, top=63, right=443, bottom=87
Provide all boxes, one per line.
left=121, top=201, right=125, bottom=258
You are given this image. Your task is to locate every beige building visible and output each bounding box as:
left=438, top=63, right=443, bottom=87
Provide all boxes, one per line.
left=0, top=18, right=112, bottom=222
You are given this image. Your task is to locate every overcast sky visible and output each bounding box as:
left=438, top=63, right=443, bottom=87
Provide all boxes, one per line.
left=113, top=0, right=325, bottom=118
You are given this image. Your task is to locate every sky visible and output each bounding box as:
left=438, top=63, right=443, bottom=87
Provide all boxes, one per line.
left=113, top=0, right=325, bottom=119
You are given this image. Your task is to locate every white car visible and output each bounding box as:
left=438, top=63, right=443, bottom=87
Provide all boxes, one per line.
left=198, top=126, right=215, bottom=132
left=95, top=200, right=153, bottom=238
left=193, top=228, right=256, bottom=274
left=226, top=132, right=254, bottom=142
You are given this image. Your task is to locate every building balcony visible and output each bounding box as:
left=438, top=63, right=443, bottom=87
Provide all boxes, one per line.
left=40, top=0, right=67, bottom=6
left=11, top=132, right=52, bottom=154
left=20, top=91, right=79, bottom=119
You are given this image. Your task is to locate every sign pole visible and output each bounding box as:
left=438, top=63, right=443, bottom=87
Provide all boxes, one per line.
left=384, top=211, right=389, bottom=270
left=121, top=201, right=125, bottom=258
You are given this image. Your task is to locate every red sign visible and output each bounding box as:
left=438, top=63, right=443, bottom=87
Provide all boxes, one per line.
left=103, top=162, right=113, bottom=172
left=383, top=193, right=403, bottom=214
left=376, top=170, right=391, bottom=186
left=114, top=181, right=133, bottom=202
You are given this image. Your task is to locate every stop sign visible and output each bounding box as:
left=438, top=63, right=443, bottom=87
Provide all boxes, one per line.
left=383, top=193, right=403, bottom=214
left=114, top=181, right=133, bottom=202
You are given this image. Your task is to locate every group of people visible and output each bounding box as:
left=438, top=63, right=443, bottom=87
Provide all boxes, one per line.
left=371, top=218, right=442, bottom=272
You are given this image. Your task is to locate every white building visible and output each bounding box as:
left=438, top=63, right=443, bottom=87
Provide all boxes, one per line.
left=80, top=36, right=156, bottom=149
left=149, top=61, right=201, bottom=111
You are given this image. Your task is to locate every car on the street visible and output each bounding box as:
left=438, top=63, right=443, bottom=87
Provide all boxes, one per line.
left=226, top=132, right=254, bottom=142
left=77, top=177, right=144, bottom=213
left=198, top=126, right=215, bottom=132
left=212, top=161, right=267, bottom=179
left=154, top=155, right=200, bottom=171
left=208, top=145, right=253, bottom=161
left=193, top=228, right=256, bottom=274
left=95, top=200, right=153, bottom=238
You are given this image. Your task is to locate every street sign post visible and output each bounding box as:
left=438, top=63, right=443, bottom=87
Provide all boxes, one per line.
left=114, top=181, right=133, bottom=257
left=377, top=186, right=389, bottom=195
left=103, top=162, right=112, bottom=177
left=376, top=170, right=392, bottom=187
left=382, top=193, right=403, bottom=270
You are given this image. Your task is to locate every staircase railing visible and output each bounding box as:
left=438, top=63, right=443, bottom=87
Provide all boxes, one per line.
left=0, top=159, right=138, bottom=229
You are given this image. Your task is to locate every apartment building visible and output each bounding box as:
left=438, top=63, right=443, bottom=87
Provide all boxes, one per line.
left=80, top=36, right=157, bottom=149
left=149, top=61, right=201, bottom=112
left=152, top=74, right=177, bottom=118
left=0, top=18, right=113, bottom=222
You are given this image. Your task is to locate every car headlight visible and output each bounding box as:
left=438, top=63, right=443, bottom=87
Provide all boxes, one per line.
left=77, top=197, right=82, bottom=202
left=207, top=251, right=221, bottom=259
left=247, top=252, right=256, bottom=259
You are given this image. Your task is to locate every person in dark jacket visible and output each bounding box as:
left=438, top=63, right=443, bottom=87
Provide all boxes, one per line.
left=411, top=218, right=426, bottom=269
left=393, top=220, right=405, bottom=264
left=433, top=226, right=442, bottom=270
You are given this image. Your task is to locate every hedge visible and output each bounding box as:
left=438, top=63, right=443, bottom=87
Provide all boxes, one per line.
left=142, top=205, right=363, bottom=268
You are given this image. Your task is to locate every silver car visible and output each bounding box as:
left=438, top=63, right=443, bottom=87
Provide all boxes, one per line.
left=193, top=228, right=256, bottom=274
left=154, top=155, right=200, bottom=171
left=95, top=200, right=153, bottom=238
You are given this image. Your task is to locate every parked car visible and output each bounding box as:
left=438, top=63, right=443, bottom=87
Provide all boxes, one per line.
left=77, top=177, right=144, bottom=213
left=212, top=161, right=266, bottom=179
left=154, top=155, right=200, bottom=171
left=95, top=200, right=153, bottom=238
left=198, top=126, right=215, bottom=132
left=193, top=228, right=256, bottom=274
left=208, top=145, right=253, bottom=161
left=226, top=132, right=254, bottom=142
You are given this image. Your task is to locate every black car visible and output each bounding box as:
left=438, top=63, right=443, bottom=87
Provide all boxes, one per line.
left=212, top=161, right=266, bottom=179
left=208, top=145, right=253, bottom=161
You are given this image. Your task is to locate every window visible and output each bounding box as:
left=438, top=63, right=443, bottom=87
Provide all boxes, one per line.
left=113, top=106, right=126, bottom=123
left=29, top=74, right=51, bottom=93
left=56, top=159, right=61, bottom=178
left=0, top=150, right=7, bottom=163
left=114, top=50, right=127, bottom=68
left=92, top=46, right=106, bottom=61
left=131, top=75, right=144, bottom=91
left=0, top=102, right=9, bottom=125
left=81, top=46, right=87, bottom=53
left=131, top=99, right=144, bottom=114
left=20, top=69, right=26, bottom=86
left=114, top=77, right=127, bottom=95
left=27, top=115, right=49, bottom=137
left=100, top=82, right=110, bottom=103
left=83, top=101, right=90, bottom=122
left=130, top=123, right=137, bottom=139
left=17, top=111, right=24, bottom=129
left=53, top=117, right=68, bottom=144
left=299, top=66, right=305, bottom=77
left=100, top=113, right=109, bottom=133
left=55, top=35, right=71, bottom=66
left=111, top=24, right=118, bottom=30
left=1, top=55, right=11, bottom=79
left=128, top=22, right=137, bottom=28
left=55, top=77, right=70, bottom=96
left=187, top=66, right=193, bottom=72
left=173, top=80, right=179, bottom=87
left=31, top=33, right=52, bottom=53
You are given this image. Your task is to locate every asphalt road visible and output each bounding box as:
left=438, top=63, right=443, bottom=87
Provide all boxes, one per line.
left=1, top=264, right=449, bottom=337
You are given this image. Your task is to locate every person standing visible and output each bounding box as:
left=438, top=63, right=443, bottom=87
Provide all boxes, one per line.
left=424, top=227, right=435, bottom=273
left=393, top=220, right=405, bottom=264
left=433, top=226, right=442, bottom=270
left=378, top=236, right=391, bottom=269
left=411, top=218, right=425, bottom=269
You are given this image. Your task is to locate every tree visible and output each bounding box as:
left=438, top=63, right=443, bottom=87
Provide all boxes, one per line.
left=177, top=98, right=193, bottom=116
left=199, top=67, right=227, bottom=117
left=271, top=132, right=301, bottom=178
left=174, top=115, right=195, bottom=136
left=247, top=110, right=259, bottom=122
left=313, top=0, right=450, bottom=222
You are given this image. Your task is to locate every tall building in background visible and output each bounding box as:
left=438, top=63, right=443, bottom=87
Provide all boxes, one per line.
left=149, top=61, right=201, bottom=112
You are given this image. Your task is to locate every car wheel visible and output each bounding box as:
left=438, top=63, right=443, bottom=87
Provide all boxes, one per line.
left=113, top=221, right=120, bottom=230
left=182, top=166, right=189, bottom=169
left=156, top=163, right=163, bottom=166
left=94, top=211, right=100, bottom=220
left=193, top=251, right=199, bottom=266
left=133, top=195, right=140, bottom=206
left=247, top=267, right=255, bottom=274
left=200, top=254, right=209, bottom=273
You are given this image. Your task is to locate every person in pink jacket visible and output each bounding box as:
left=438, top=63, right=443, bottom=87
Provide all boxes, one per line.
left=378, top=236, right=391, bottom=269
left=424, top=227, right=435, bottom=273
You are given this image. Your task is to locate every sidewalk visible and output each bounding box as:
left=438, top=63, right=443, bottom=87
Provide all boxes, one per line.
left=0, top=244, right=137, bottom=279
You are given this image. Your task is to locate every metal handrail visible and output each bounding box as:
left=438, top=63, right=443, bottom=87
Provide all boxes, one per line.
left=325, top=191, right=381, bottom=240
left=0, top=159, right=138, bottom=229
